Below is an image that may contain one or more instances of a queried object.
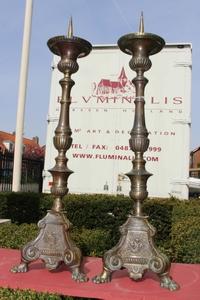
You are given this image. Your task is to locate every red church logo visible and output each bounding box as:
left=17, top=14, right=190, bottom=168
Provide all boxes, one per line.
left=92, top=67, right=135, bottom=96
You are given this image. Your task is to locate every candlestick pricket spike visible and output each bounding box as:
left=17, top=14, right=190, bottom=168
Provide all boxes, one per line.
left=67, top=16, right=73, bottom=38
left=139, top=11, right=144, bottom=34
left=93, top=14, right=179, bottom=291
left=11, top=18, right=92, bottom=282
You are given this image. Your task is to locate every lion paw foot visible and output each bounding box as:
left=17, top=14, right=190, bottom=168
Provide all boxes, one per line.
left=11, top=262, right=28, bottom=273
left=71, top=268, right=88, bottom=282
left=92, top=270, right=111, bottom=284
left=160, top=275, right=179, bottom=291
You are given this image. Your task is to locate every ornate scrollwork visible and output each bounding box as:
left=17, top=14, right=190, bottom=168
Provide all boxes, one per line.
left=22, top=244, right=40, bottom=262
left=149, top=256, right=164, bottom=273
left=64, top=249, right=74, bottom=265
left=105, top=254, right=123, bottom=271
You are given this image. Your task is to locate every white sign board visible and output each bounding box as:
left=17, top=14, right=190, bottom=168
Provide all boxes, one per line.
left=43, top=44, right=192, bottom=199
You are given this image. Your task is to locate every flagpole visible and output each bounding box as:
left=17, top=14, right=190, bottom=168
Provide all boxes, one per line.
left=12, top=0, right=33, bottom=191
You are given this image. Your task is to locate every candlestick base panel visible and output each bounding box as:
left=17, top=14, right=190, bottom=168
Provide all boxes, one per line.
left=11, top=210, right=88, bottom=282
left=92, top=215, right=179, bottom=291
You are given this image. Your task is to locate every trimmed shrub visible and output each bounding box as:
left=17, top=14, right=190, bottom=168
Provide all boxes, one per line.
left=72, top=227, right=112, bottom=257
left=1, top=192, right=200, bottom=264
left=0, top=192, right=41, bottom=224
left=172, top=199, right=200, bottom=222
left=0, top=192, right=180, bottom=257
left=0, top=223, right=111, bottom=258
left=0, top=223, right=38, bottom=249
left=0, top=288, right=94, bottom=299
left=64, top=195, right=174, bottom=248
left=0, top=193, right=174, bottom=248
left=143, top=198, right=175, bottom=247
left=0, top=288, right=62, bottom=300
left=63, top=194, right=132, bottom=230
left=171, top=200, right=200, bottom=263
left=171, top=217, right=200, bottom=263
left=0, top=193, right=8, bottom=218
left=39, top=193, right=54, bottom=218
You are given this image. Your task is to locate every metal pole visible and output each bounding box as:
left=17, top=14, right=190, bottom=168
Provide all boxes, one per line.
left=12, top=0, right=33, bottom=191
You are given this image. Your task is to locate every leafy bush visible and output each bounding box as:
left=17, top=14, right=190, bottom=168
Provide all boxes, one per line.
left=172, top=199, right=200, bottom=222
left=0, top=223, right=38, bottom=249
left=0, top=192, right=200, bottom=264
left=64, top=195, right=174, bottom=248
left=0, top=193, right=174, bottom=248
left=0, top=193, right=184, bottom=259
left=63, top=194, right=132, bottom=230
left=39, top=193, right=54, bottom=218
left=0, top=193, right=8, bottom=219
left=171, top=200, right=200, bottom=263
left=143, top=198, right=175, bottom=247
left=72, top=227, right=112, bottom=257
left=171, top=217, right=200, bottom=263
left=0, top=288, right=62, bottom=300
left=0, top=192, right=41, bottom=224
left=0, top=223, right=111, bottom=258
left=0, top=288, right=94, bottom=299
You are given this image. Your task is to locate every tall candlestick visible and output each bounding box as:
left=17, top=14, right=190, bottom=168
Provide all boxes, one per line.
left=11, top=18, right=92, bottom=282
left=93, top=14, right=179, bottom=291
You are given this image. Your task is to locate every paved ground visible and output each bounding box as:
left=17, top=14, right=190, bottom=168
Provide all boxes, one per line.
left=0, top=248, right=199, bottom=300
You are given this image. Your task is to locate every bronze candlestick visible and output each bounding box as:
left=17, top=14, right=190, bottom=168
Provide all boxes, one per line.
left=93, top=14, right=179, bottom=291
left=11, top=18, right=92, bottom=282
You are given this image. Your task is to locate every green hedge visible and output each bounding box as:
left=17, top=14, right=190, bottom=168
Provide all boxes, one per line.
left=171, top=200, right=200, bottom=263
left=0, top=288, right=93, bottom=300
left=0, top=223, right=38, bottom=249
left=0, top=192, right=41, bottom=224
left=2, top=216, right=200, bottom=265
left=0, top=193, right=175, bottom=249
left=0, top=223, right=112, bottom=257
left=171, top=217, right=200, bottom=263
left=0, top=288, right=64, bottom=300
left=0, top=193, right=200, bottom=263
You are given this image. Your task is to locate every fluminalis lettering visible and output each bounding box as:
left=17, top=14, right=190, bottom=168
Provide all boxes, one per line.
left=82, top=95, right=183, bottom=105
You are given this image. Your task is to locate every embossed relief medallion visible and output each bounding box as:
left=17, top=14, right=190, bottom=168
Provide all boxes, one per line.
left=119, top=231, right=151, bottom=258
left=118, top=230, right=154, bottom=279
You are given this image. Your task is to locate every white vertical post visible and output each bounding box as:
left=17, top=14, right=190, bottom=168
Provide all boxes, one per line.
left=12, top=0, right=33, bottom=191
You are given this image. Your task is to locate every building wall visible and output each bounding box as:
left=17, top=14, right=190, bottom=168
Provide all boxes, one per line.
left=191, top=149, right=200, bottom=168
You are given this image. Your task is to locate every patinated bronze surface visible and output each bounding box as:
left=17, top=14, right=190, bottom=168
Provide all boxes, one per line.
left=11, top=18, right=92, bottom=282
left=93, top=14, right=179, bottom=291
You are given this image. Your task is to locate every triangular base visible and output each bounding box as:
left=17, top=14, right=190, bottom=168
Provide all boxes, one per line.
left=93, top=215, right=179, bottom=291
left=11, top=210, right=87, bottom=282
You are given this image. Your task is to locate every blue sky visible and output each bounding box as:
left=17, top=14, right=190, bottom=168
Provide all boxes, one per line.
left=0, top=0, right=199, bottom=148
